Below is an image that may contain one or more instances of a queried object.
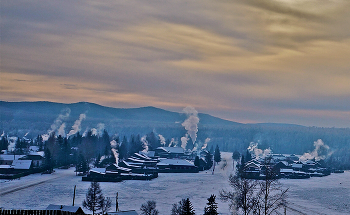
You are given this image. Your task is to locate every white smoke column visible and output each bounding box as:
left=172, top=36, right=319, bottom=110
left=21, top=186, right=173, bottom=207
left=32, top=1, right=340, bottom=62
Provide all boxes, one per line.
left=248, top=142, right=271, bottom=159
left=300, top=139, right=330, bottom=161
left=168, top=138, right=177, bottom=147
left=181, top=134, right=189, bottom=150
left=1, top=131, right=4, bottom=137
left=182, top=106, right=200, bottom=149
left=7, top=137, right=17, bottom=151
left=57, top=123, right=66, bottom=137
left=110, top=140, right=119, bottom=165
left=91, top=128, right=98, bottom=136
left=41, top=134, right=49, bottom=142
left=141, top=135, right=149, bottom=152
left=47, top=108, right=71, bottom=135
left=158, top=134, right=166, bottom=146
left=96, top=123, right=105, bottom=136
left=82, top=128, right=89, bottom=137
left=202, top=138, right=210, bottom=150
left=24, top=132, right=29, bottom=137
left=67, top=113, right=86, bottom=137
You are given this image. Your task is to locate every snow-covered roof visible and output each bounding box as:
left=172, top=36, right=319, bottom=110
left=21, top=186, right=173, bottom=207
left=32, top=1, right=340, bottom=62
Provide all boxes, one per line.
left=127, top=157, right=157, bottom=163
left=292, top=163, right=303, bottom=168
left=280, top=168, right=294, bottom=173
left=133, top=153, right=151, bottom=160
left=139, top=151, right=155, bottom=158
left=90, top=168, right=105, bottom=174
left=29, top=151, right=45, bottom=157
left=120, top=161, right=141, bottom=168
left=12, top=160, right=32, bottom=169
left=0, top=154, right=26, bottom=161
left=157, top=159, right=194, bottom=166
left=29, top=146, right=39, bottom=152
left=108, top=210, right=138, bottom=215
left=157, top=147, right=184, bottom=154
left=46, top=204, right=83, bottom=213
left=0, top=165, right=13, bottom=169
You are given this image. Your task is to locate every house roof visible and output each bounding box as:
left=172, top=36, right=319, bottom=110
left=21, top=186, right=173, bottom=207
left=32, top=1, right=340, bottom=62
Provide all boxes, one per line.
left=89, top=168, right=106, bottom=174
left=157, top=159, right=195, bottom=166
left=292, top=163, right=303, bottom=168
left=139, top=151, right=155, bottom=158
left=0, top=155, right=26, bottom=161
left=0, top=165, right=13, bottom=169
left=12, top=160, right=32, bottom=169
left=157, top=147, right=184, bottom=154
left=108, top=210, right=138, bottom=215
left=46, top=204, right=83, bottom=213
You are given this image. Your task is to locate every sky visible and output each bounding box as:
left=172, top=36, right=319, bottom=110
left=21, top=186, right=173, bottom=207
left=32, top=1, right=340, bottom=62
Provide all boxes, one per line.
left=1, top=0, right=350, bottom=128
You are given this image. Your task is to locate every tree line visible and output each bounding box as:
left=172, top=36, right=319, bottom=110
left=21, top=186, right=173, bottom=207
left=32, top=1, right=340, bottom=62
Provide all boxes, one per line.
left=83, top=181, right=219, bottom=215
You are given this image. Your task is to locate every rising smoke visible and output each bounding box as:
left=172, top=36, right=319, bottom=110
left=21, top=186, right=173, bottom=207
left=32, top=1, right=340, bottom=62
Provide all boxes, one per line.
left=158, top=134, right=166, bottom=146
left=181, top=106, right=199, bottom=150
left=42, top=108, right=71, bottom=141
left=181, top=135, right=189, bottom=150
left=299, top=139, right=331, bottom=161
left=67, top=113, right=86, bottom=137
left=141, top=135, right=149, bottom=152
left=201, top=138, right=210, bottom=150
left=91, top=123, right=105, bottom=136
left=110, top=140, right=119, bottom=165
left=247, top=142, right=272, bottom=160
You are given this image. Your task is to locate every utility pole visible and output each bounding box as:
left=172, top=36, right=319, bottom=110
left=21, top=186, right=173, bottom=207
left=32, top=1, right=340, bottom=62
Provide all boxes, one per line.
left=72, top=185, right=76, bottom=206
left=116, top=192, right=119, bottom=212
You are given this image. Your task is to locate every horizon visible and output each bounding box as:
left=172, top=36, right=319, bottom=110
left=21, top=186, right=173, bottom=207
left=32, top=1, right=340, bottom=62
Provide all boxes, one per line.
left=1, top=0, right=350, bottom=128
left=2, top=100, right=347, bottom=129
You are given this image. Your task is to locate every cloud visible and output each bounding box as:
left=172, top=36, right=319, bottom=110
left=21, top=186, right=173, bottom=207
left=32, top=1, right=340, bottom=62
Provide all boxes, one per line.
left=1, top=0, right=350, bottom=127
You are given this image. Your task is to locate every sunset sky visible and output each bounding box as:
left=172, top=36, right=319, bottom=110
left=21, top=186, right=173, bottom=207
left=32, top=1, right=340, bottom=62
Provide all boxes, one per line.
left=1, top=0, right=350, bottom=127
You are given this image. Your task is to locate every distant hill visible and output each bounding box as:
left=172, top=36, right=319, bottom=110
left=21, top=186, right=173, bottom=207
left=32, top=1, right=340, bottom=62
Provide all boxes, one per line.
left=0, top=101, right=240, bottom=138
left=1, top=101, right=350, bottom=160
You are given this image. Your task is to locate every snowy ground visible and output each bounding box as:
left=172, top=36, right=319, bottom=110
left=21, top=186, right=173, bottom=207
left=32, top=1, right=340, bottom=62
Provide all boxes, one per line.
left=1, top=152, right=349, bottom=215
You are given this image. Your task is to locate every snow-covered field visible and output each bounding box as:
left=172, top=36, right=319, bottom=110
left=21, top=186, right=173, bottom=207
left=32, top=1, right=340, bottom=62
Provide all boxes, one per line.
left=1, top=152, right=349, bottom=215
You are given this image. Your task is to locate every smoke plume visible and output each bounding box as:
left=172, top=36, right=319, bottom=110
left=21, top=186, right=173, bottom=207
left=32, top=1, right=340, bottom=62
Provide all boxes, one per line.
left=168, top=138, right=177, bottom=147
left=57, top=123, right=66, bottom=137
left=201, top=138, right=210, bottom=150
left=299, top=139, right=331, bottom=161
left=248, top=142, right=271, bottom=159
left=158, top=134, right=166, bottom=146
left=110, top=140, right=119, bottom=165
left=67, top=113, right=86, bottom=137
left=181, top=135, right=189, bottom=150
left=181, top=106, right=199, bottom=149
left=91, top=123, right=105, bottom=136
left=141, top=135, right=149, bottom=152
left=47, top=108, right=71, bottom=136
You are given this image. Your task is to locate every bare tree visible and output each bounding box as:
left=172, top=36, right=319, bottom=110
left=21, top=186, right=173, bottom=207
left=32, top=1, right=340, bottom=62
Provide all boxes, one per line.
left=220, top=174, right=259, bottom=215
left=257, top=158, right=288, bottom=215
left=220, top=157, right=288, bottom=215
left=101, top=197, right=112, bottom=215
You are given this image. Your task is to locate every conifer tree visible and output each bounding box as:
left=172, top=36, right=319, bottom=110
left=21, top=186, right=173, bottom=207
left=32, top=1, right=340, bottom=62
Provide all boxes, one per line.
left=214, top=145, right=221, bottom=164
left=140, top=200, right=159, bottom=215
left=204, top=195, right=218, bottom=215
left=194, top=156, right=200, bottom=167
left=83, top=182, right=105, bottom=215
left=181, top=198, right=195, bottom=215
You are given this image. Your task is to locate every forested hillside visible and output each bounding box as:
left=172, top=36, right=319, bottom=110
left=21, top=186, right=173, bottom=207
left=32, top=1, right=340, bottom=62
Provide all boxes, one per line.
left=1, top=101, right=349, bottom=168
